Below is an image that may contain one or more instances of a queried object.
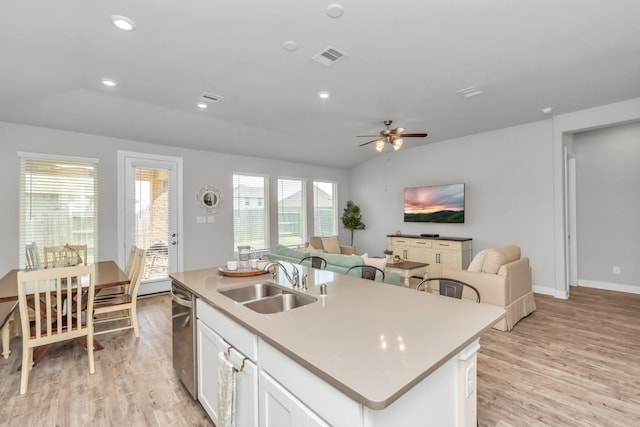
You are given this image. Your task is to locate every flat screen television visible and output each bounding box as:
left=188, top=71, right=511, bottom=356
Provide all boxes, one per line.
left=404, top=183, right=465, bottom=223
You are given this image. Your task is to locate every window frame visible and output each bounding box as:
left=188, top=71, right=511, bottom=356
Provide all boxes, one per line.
left=312, top=180, right=338, bottom=237
left=232, top=173, right=270, bottom=252
left=277, top=177, right=307, bottom=247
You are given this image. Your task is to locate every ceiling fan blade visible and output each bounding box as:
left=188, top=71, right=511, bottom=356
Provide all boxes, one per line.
left=398, top=133, right=428, bottom=138
left=359, top=139, right=379, bottom=146
left=390, top=127, right=405, bottom=134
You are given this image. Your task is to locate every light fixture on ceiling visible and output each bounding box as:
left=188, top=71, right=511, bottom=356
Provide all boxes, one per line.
left=542, top=107, right=554, bottom=114
left=358, top=120, right=428, bottom=152
left=283, top=41, right=298, bottom=52
left=392, top=138, right=403, bottom=151
left=375, top=139, right=385, bottom=152
left=318, top=91, right=331, bottom=99
left=111, top=15, right=136, bottom=31
left=326, top=4, right=345, bottom=18
left=101, top=78, right=118, bottom=87
left=196, top=102, right=208, bottom=109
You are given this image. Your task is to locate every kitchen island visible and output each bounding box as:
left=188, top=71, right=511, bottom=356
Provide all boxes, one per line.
left=170, top=265, right=504, bottom=427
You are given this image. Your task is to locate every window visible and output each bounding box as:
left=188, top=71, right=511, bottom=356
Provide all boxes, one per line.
left=277, top=178, right=306, bottom=246
left=19, top=153, right=99, bottom=268
left=313, top=181, right=338, bottom=236
left=233, top=174, right=269, bottom=250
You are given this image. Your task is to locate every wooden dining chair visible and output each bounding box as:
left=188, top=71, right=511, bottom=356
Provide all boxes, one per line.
left=17, top=264, right=96, bottom=395
left=43, top=244, right=87, bottom=268
left=96, top=246, right=136, bottom=298
left=25, top=242, right=42, bottom=270
left=1, top=301, right=18, bottom=359
left=94, top=247, right=147, bottom=338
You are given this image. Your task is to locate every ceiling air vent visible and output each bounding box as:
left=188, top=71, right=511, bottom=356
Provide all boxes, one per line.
left=312, top=46, right=348, bottom=67
left=199, top=92, right=223, bottom=104
left=456, top=86, right=483, bottom=98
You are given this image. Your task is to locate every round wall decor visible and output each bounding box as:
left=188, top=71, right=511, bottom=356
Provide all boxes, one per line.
left=196, top=185, right=224, bottom=213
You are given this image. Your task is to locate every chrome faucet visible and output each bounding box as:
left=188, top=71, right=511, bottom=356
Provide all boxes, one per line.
left=264, top=261, right=300, bottom=288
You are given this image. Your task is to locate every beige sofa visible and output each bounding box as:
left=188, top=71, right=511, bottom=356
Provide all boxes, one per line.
left=306, top=236, right=356, bottom=255
left=441, top=245, right=536, bottom=331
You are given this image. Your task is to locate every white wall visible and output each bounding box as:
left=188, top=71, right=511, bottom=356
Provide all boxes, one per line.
left=349, top=120, right=556, bottom=292
left=574, top=122, right=640, bottom=291
left=0, top=121, right=349, bottom=275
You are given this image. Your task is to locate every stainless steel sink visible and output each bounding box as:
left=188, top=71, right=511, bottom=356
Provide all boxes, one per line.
left=243, top=292, right=317, bottom=314
left=219, top=283, right=283, bottom=303
left=218, top=282, right=317, bottom=313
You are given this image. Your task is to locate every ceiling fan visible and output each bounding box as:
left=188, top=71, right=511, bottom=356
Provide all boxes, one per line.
left=358, top=120, right=428, bottom=152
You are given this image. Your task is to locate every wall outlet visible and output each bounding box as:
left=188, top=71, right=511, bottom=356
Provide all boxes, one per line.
left=613, top=266, right=621, bottom=275
left=196, top=216, right=206, bottom=224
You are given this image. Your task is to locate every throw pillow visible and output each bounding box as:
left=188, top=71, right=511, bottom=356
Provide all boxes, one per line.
left=361, top=253, right=387, bottom=271
left=307, top=243, right=326, bottom=254
left=467, top=249, right=491, bottom=272
left=321, top=236, right=341, bottom=254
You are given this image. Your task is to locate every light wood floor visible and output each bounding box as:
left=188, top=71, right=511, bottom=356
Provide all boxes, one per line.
left=0, top=295, right=212, bottom=427
left=478, top=286, right=640, bottom=427
left=1, top=287, right=638, bottom=426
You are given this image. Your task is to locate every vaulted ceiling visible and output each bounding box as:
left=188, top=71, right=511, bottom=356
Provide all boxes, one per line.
left=1, top=1, right=639, bottom=168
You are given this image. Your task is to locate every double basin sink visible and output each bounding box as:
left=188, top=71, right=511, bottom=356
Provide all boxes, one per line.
left=218, top=282, right=317, bottom=314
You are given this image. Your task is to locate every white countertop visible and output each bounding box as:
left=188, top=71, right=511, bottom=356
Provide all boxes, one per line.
left=170, top=265, right=504, bottom=410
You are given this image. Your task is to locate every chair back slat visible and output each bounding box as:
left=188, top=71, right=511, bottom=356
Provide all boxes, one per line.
left=128, top=248, right=147, bottom=298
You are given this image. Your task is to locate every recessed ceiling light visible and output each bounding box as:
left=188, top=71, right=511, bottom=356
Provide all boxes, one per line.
left=318, top=91, right=331, bottom=99
left=283, top=41, right=298, bottom=52
left=101, top=78, right=118, bottom=87
left=197, top=102, right=208, bottom=109
left=110, top=15, right=136, bottom=31
left=327, top=4, right=345, bottom=18
left=542, top=107, right=554, bottom=114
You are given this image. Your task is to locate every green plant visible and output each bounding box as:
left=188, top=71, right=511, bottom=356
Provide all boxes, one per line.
left=341, top=200, right=366, bottom=246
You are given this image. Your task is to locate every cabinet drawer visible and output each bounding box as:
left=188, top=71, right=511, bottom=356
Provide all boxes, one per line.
left=432, top=240, right=462, bottom=251
left=391, top=237, right=432, bottom=248
left=196, top=298, right=258, bottom=361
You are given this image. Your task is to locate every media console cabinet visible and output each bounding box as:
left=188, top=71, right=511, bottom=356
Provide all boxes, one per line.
left=388, top=235, right=472, bottom=278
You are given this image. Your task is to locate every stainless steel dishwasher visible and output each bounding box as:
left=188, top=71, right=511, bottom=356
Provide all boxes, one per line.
left=172, top=280, right=197, bottom=399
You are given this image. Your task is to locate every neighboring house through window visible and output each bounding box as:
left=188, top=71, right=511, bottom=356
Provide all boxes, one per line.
left=233, top=173, right=269, bottom=251
left=313, top=180, right=338, bottom=236
left=277, top=178, right=306, bottom=246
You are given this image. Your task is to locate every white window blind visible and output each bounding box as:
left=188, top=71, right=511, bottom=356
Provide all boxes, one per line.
left=233, top=174, right=269, bottom=251
left=313, top=181, right=338, bottom=236
left=278, top=178, right=306, bottom=246
left=19, top=154, right=99, bottom=269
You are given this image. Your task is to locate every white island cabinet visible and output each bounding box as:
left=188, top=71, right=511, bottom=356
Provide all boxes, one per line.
left=170, top=267, right=504, bottom=427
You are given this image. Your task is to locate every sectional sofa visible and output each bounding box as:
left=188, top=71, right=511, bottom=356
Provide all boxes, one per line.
left=266, top=245, right=402, bottom=286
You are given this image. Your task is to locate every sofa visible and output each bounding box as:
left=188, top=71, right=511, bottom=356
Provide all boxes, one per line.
left=441, top=245, right=536, bottom=331
left=306, top=236, right=356, bottom=255
left=266, top=245, right=402, bottom=286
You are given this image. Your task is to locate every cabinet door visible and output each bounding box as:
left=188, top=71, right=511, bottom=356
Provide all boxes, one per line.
left=197, top=320, right=259, bottom=427
left=259, top=372, right=330, bottom=427
left=439, top=250, right=462, bottom=270
left=197, top=319, right=226, bottom=423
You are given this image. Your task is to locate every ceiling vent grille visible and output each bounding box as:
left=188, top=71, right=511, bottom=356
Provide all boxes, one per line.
left=456, top=86, right=483, bottom=98
left=199, top=92, right=223, bottom=103
left=312, top=46, right=348, bottom=67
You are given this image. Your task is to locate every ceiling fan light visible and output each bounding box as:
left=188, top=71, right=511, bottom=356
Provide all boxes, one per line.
left=375, top=139, right=385, bottom=152
left=392, top=138, right=403, bottom=151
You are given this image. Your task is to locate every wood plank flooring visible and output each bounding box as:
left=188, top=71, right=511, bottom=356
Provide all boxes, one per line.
left=0, top=295, right=212, bottom=427
left=1, top=286, right=638, bottom=426
left=478, top=286, right=640, bottom=427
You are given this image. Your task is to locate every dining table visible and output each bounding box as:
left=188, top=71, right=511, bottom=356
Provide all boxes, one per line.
left=0, top=260, right=130, bottom=366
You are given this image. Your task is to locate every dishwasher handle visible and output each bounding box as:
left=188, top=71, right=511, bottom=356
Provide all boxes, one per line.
left=171, top=287, right=193, bottom=308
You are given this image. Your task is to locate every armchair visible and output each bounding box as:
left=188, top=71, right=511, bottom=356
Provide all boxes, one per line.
left=442, top=245, right=536, bottom=331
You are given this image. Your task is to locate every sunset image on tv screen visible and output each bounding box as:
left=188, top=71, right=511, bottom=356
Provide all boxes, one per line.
left=404, top=184, right=464, bottom=223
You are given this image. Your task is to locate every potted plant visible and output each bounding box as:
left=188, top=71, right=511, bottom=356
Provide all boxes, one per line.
left=341, top=200, right=365, bottom=247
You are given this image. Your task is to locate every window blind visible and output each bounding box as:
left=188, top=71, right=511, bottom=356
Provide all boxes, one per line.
left=19, top=154, right=99, bottom=269
left=233, top=174, right=269, bottom=251
left=313, top=181, right=338, bottom=236
left=277, top=178, right=306, bottom=246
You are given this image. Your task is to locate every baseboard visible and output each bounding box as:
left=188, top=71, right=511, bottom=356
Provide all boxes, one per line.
left=577, top=279, right=640, bottom=295
left=532, top=285, right=556, bottom=296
